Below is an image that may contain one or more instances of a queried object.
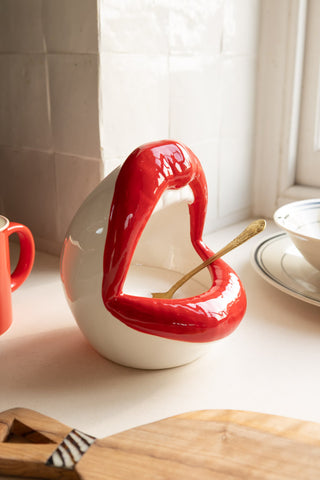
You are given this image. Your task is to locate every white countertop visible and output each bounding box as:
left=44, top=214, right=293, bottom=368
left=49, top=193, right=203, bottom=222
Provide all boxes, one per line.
left=1, top=219, right=320, bottom=439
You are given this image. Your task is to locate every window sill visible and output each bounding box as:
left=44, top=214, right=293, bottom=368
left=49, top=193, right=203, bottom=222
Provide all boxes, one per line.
left=278, top=184, right=320, bottom=206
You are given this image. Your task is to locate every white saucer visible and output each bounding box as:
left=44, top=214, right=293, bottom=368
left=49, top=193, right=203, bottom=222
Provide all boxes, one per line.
left=251, top=233, right=320, bottom=307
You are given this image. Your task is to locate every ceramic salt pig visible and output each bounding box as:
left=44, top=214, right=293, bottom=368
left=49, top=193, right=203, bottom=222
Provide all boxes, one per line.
left=60, top=140, right=246, bottom=369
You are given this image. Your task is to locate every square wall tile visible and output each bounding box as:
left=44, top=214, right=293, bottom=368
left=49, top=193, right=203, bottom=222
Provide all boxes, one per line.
left=188, top=140, right=219, bottom=234
left=0, top=54, right=51, bottom=150
left=222, top=0, right=260, bottom=56
left=169, top=0, right=224, bottom=55
left=100, top=151, right=122, bottom=177
left=0, top=147, right=59, bottom=245
left=99, top=0, right=169, bottom=54
left=42, top=0, right=98, bottom=53
left=99, top=52, right=169, bottom=159
left=0, top=0, right=44, bottom=53
left=220, top=56, right=257, bottom=137
left=169, top=55, right=221, bottom=145
left=48, top=54, right=100, bottom=158
left=55, top=153, right=101, bottom=241
left=218, top=135, right=253, bottom=217
left=0, top=195, right=4, bottom=214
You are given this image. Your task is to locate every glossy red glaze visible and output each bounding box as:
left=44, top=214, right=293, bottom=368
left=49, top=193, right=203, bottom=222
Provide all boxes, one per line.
left=0, top=220, right=35, bottom=335
left=102, top=140, right=246, bottom=343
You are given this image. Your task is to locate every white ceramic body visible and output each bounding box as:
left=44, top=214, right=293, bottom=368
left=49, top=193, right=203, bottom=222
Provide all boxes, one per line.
left=60, top=167, right=214, bottom=369
left=274, top=199, right=320, bottom=271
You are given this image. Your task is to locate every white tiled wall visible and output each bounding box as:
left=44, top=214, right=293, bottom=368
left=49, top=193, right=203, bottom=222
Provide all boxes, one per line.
left=1, top=0, right=260, bottom=254
left=0, top=0, right=102, bottom=254
left=99, top=0, right=260, bottom=234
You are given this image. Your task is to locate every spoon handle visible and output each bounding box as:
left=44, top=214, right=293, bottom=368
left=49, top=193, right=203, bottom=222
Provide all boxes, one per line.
left=152, top=219, right=266, bottom=299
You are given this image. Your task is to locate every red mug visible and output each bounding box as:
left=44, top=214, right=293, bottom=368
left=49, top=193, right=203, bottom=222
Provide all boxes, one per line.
left=0, top=215, right=35, bottom=335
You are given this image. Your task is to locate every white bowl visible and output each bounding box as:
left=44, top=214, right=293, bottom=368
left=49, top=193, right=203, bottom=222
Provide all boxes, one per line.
left=60, top=140, right=246, bottom=369
left=274, top=199, right=320, bottom=271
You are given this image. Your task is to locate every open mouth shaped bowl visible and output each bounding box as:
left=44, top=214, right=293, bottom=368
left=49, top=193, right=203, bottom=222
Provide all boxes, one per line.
left=274, top=199, right=320, bottom=271
left=60, top=140, right=246, bottom=369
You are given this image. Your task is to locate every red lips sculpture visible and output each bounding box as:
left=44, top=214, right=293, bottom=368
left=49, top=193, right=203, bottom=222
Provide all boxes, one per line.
left=102, top=140, right=246, bottom=343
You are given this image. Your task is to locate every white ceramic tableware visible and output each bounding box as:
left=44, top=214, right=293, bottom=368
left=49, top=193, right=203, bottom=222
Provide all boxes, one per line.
left=274, top=199, right=320, bottom=271
left=60, top=140, right=247, bottom=369
left=252, top=233, right=320, bottom=306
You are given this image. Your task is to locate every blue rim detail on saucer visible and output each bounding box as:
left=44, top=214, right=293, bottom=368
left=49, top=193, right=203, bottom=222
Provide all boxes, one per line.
left=252, top=233, right=320, bottom=307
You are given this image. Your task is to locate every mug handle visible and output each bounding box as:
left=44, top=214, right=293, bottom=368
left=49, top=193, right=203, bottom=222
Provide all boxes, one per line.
left=7, top=223, right=35, bottom=292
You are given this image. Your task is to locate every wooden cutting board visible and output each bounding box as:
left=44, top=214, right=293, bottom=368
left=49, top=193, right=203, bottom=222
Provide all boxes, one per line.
left=0, top=408, right=320, bottom=479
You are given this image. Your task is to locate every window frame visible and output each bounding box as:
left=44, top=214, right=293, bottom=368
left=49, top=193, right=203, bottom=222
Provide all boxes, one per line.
left=253, top=0, right=320, bottom=219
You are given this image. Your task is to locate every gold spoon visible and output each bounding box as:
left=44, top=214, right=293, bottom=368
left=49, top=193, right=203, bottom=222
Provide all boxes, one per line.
left=152, top=218, right=266, bottom=299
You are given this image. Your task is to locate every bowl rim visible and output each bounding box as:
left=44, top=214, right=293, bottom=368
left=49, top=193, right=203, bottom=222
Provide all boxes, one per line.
left=273, top=198, right=320, bottom=241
